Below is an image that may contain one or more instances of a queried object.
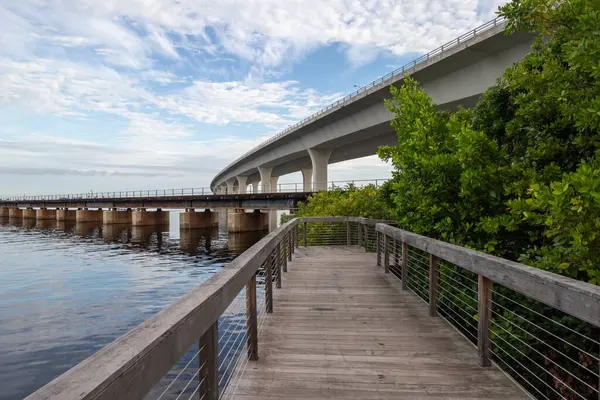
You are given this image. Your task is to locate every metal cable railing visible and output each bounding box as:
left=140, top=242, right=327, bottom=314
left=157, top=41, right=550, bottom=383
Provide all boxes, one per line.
left=376, top=224, right=600, bottom=400
left=212, top=16, right=506, bottom=185
left=0, top=179, right=388, bottom=202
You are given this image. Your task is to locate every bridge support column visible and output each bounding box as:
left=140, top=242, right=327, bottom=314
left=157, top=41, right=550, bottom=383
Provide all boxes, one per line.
left=9, top=208, right=22, bottom=219
left=308, top=148, right=332, bottom=191
left=132, top=209, right=169, bottom=226
left=227, top=209, right=268, bottom=233
left=23, top=208, right=37, bottom=219
left=180, top=209, right=218, bottom=229
left=251, top=181, right=259, bottom=193
left=236, top=176, right=248, bottom=194
left=57, top=208, right=76, bottom=221
left=76, top=208, right=104, bottom=223
left=36, top=208, right=56, bottom=220
left=270, top=176, right=279, bottom=193
left=103, top=208, right=132, bottom=225
left=0, top=207, right=9, bottom=218
left=258, top=166, right=273, bottom=193
left=301, top=168, right=312, bottom=192
left=225, top=178, right=236, bottom=194
left=269, top=210, right=278, bottom=231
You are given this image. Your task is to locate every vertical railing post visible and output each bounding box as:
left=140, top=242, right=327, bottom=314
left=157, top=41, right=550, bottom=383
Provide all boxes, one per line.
left=401, top=242, right=408, bottom=290
left=303, top=222, right=307, bottom=247
left=198, top=322, right=218, bottom=400
left=364, top=225, right=368, bottom=251
left=358, top=223, right=363, bottom=247
left=295, top=224, right=299, bottom=247
left=288, top=232, right=293, bottom=260
left=346, top=221, right=351, bottom=245
left=376, top=231, right=381, bottom=266
left=283, top=236, right=288, bottom=272
left=383, top=235, right=389, bottom=273
left=290, top=227, right=295, bottom=254
left=477, top=275, right=492, bottom=367
left=265, top=256, right=273, bottom=313
left=276, top=244, right=282, bottom=289
left=429, top=255, right=440, bottom=317
left=246, top=274, right=258, bottom=361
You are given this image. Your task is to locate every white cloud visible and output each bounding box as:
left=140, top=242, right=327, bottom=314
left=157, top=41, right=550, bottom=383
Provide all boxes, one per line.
left=0, top=0, right=508, bottom=194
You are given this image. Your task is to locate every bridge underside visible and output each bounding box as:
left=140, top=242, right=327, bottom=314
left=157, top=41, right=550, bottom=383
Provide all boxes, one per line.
left=213, top=28, right=534, bottom=192
left=225, top=246, right=528, bottom=399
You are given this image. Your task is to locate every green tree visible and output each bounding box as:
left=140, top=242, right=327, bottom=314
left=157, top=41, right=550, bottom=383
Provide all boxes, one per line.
left=296, top=184, right=390, bottom=220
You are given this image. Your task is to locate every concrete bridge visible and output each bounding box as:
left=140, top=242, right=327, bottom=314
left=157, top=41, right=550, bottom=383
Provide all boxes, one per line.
left=25, top=217, right=600, bottom=400
left=210, top=17, right=534, bottom=193
left=0, top=180, right=386, bottom=232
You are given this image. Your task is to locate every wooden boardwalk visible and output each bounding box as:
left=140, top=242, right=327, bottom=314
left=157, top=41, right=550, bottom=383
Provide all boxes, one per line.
left=228, top=246, right=529, bottom=400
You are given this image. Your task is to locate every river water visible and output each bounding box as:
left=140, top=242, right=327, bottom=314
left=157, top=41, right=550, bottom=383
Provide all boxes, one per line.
left=0, top=212, right=267, bottom=399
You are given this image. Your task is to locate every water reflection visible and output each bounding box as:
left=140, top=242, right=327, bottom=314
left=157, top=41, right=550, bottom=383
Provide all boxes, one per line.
left=23, top=218, right=36, bottom=229
left=131, top=225, right=169, bottom=248
left=36, top=219, right=57, bottom=230
left=75, top=222, right=103, bottom=238
left=180, top=227, right=218, bottom=254
left=102, top=224, right=131, bottom=243
left=56, top=220, right=76, bottom=233
left=0, top=213, right=271, bottom=400
left=7, top=217, right=22, bottom=227
left=227, top=231, right=268, bottom=252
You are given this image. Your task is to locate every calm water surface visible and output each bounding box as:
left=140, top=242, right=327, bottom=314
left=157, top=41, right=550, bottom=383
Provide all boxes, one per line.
left=0, top=212, right=266, bottom=399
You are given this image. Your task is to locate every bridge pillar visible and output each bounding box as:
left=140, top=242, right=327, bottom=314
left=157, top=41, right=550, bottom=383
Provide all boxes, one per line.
left=8, top=208, right=22, bottom=219
left=36, top=208, right=56, bottom=220
left=0, top=207, right=8, bottom=218
left=258, top=166, right=273, bottom=192
left=251, top=181, right=259, bottom=193
left=103, top=208, right=132, bottom=225
left=301, top=168, right=312, bottom=192
left=227, top=209, right=268, bottom=233
left=180, top=209, right=218, bottom=229
left=270, top=176, right=279, bottom=193
left=269, top=210, right=278, bottom=231
left=308, top=148, right=332, bottom=191
left=57, top=208, right=76, bottom=221
left=23, top=208, right=37, bottom=219
left=225, top=178, right=236, bottom=194
left=132, top=208, right=169, bottom=226
left=76, top=208, right=104, bottom=223
left=236, top=176, right=248, bottom=194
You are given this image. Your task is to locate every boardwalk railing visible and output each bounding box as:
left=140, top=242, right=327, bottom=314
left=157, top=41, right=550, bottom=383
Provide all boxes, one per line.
left=1, top=179, right=387, bottom=202
left=26, top=217, right=600, bottom=400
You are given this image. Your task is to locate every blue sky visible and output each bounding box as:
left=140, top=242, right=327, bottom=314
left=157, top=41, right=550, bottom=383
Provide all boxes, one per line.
left=0, top=0, right=505, bottom=196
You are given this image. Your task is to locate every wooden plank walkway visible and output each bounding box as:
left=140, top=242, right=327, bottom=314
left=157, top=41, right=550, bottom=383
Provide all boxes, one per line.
left=227, top=246, right=529, bottom=400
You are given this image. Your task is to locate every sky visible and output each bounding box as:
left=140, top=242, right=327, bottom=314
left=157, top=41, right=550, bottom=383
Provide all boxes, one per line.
left=0, top=0, right=506, bottom=196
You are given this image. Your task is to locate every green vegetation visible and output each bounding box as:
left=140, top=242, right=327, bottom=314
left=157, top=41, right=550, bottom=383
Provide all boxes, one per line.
left=294, top=2, right=600, bottom=397
left=300, top=0, right=600, bottom=285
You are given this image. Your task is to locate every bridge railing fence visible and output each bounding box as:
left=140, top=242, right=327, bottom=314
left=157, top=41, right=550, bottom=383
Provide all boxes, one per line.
left=375, top=223, right=600, bottom=400
left=1, top=179, right=389, bottom=202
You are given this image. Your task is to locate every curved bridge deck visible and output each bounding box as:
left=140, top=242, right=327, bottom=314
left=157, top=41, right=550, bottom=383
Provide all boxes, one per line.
left=227, top=246, right=528, bottom=400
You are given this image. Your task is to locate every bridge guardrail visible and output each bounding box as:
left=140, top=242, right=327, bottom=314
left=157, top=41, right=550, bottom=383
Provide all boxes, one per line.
left=25, top=216, right=600, bottom=400
left=0, top=179, right=388, bottom=202
left=212, top=16, right=506, bottom=185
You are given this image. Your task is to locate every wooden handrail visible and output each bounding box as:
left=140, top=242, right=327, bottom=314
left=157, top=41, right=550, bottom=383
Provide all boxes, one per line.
left=376, top=223, right=600, bottom=328
left=26, top=216, right=599, bottom=400
left=27, top=218, right=298, bottom=400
